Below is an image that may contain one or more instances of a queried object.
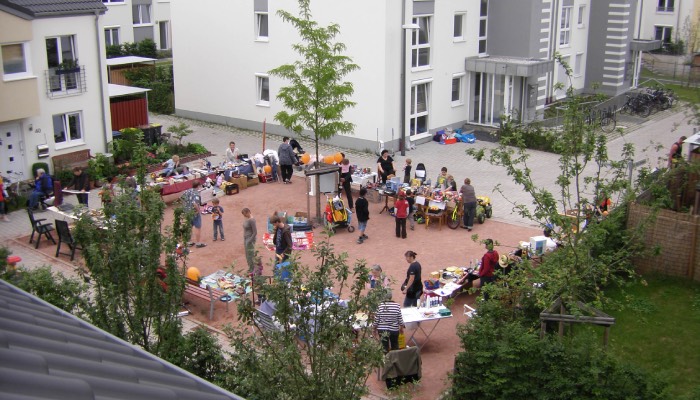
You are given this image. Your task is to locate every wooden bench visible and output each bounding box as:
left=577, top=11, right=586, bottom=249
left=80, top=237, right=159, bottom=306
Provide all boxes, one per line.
left=183, top=281, right=229, bottom=320
left=52, top=149, right=93, bottom=172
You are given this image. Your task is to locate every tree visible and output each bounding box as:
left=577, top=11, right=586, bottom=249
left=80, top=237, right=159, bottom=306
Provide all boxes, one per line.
left=221, top=236, right=384, bottom=399
left=74, top=131, right=189, bottom=358
left=270, top=0, right=359, bottom=221
left=166, top=122, right=193, bottom=151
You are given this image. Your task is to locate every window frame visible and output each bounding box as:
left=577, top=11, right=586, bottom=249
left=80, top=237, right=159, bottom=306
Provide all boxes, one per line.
left=451, top=73, right=465, bottom=106
left=132, top=4, right=152, bottom=26
left=654, top=25, right=673, bottom=44
left=409, top=81, right=431, bottom=138
left=657, top=0, right=675, bottom=12
left=104, top=27, right=120, bottom=47
left=478, top=0, right=488, bottom=55
left=453, top=12, right=466, bottom=42
left=577, top=5, right=585, bottom=27
left=158, top=21, right=170, bottom=50
left=1, top=42, right=32, bottom=81
left=574, top=52, right=583, bottom=77
left=52, top=111, right=85, bottom=149
left=411, top=16, right=431, bottom=69
left=46, top=35, right=79, bottom=93
left=560, top=5, right=572, bottom=46
left=256, top=74, right=270, bottom=106
left=255, top=11, right=269, bottom=41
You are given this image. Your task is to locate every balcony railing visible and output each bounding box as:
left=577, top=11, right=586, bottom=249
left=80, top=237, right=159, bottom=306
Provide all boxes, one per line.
left=656, top=6, right=675, bottom=12
left=45, top=66, right=87, bottom=98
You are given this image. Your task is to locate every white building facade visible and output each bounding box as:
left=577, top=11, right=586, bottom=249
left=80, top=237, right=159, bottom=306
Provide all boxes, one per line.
left=102, top=0, right=172, bottom=53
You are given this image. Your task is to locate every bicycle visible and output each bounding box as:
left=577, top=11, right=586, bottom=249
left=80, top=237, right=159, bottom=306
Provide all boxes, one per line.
left=446, top=200, right=463, bottom=229
left=2, top=171, right=26, bottom=210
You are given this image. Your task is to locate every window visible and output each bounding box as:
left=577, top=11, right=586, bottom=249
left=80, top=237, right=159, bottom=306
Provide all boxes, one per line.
left=657, top=0, right=674, bottom=12
left=46, top=36, right=78, bottom=92
left=102, top=0, right=125, bottom=3
left=104, top=27, right=120, bottom=47
left=577, top=5, right=585, bottom=26
left=451, top=74, right=464, bottom=105
left=2, top=43, right=30, bottom=79
left=256, top=12, right=269, bottom=40
left=52, top=112, right=83, bottom=148
left=574, top=53, right=583, bottom=76
left=132, top=4, right=151, bottom=25
left=478, top=0, right=488, bottom=54
left=655, top=26, right=673, bottom=45
left=409, top=81, right=430, bottom=137
left=453, top=13, right=465, bottom=41
left=158, top=21, right=170, bottom=49
left=411, top=16, right=431, bottom=68
left=256, top=74, right=269, bottom=105
left=560, top=5, right=572, bottom=46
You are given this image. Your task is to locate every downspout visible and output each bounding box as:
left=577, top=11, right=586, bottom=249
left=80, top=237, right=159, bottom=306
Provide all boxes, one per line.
left=95, top=10, right=110, bottom=153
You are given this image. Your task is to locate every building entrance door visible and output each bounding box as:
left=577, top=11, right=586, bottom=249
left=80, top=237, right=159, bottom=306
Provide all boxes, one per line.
left=0, top=123, right=27, bottom=178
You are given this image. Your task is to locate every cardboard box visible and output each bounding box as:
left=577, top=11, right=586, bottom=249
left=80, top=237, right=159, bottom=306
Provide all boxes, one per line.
left=246, top=176, right=258, bottom=187
left=227, top=175, right=247, bottom=190
left=530, top=236, right=547, bottom=256
left=294, top=212, right=308, bottom=224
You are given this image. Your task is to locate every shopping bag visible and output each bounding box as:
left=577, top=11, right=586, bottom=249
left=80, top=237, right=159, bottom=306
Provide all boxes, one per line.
left=398, top=332, right=406, bottom=349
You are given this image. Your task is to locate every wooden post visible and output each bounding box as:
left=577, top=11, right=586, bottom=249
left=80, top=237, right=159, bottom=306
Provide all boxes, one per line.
left=603, top=326, right=610, bottom=349
left=540, top=321, right=547, bottom=339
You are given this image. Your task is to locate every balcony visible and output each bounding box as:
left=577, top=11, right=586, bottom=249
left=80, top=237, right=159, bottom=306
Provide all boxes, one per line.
left=44, top=66, right=87, bottom=99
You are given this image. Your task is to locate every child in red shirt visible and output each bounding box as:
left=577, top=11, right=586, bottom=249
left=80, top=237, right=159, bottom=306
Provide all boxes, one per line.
left=394, top=192, right=409, bottom=239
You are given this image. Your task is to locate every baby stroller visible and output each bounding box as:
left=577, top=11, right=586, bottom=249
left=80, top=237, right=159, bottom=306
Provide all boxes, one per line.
left=414, top=163, right=427, bottom=184
left=290, top=138, right=305, bottom=154
left=324, top=194, right=355, bottom=233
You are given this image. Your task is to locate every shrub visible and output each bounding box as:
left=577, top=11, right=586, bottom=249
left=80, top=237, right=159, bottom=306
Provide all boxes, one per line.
left=186, top=143, right=209, bottom=155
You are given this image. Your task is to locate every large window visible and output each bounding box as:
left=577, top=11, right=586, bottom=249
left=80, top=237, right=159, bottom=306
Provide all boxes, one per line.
left=411, top=16, right=431, bottom=68
left=657, top=0, right=675, bottom=12
left=256, top=74, right=269, bottom=105
left=256, top=12, right=269, bottom=40
left=478, top=0, right=488, bottom=54
left=453, top=12, right=465, bottom=41
left=52, top=112, right=83, bottom=148
left=158, top=21, right=170, bottom=49
left=451, top=73, right=464, bottom=105
left=655, top=26, right=673, bottom=44
left=46, top=36, right=78, bottom=92
left=104, top=27, right=120, bottom=47
left=410, top=81, right=430, bottom=137
left=132, top=4, right=151, bottom=25
left=2, top=43, right=30, bottom=79
left=577, top=5, right=586, bottom=27
left=560, top=5, right=572, bottom=46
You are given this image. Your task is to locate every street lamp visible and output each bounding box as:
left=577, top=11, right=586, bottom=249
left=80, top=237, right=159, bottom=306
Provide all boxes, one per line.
left=400, top=22, right=420, bottom=156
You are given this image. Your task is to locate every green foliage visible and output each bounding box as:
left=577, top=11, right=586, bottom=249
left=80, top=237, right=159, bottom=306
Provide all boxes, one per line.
left=106, top=39, right=157, bottom=59
left=222, top=234, right=384, bottom=399
left=31, top=162, right=49, bottom=178
left=106, top=44, right=122, bottom=58
left=136, top=38, right=157, bottom=59
left=186, top=143, right=208, bottom=155
left=449, top=314, right=668, bottom=399
left=113, top=128, right=145, bottom=164
left=87, top=153, right=118, bottom=183
left=54, top=169, right=75, bottom=187
left=171, top=328, right=231, bottom=385
left=73, top=137, right=188, bottom=357
left=166, top=123, right=193, bottom=150
left=123, top=65, right=174, bottom=114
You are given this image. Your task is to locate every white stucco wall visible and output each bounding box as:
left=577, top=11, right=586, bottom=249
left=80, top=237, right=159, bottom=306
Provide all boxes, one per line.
left=102, top=2, right=135, bottom=44
left=637, top=0, right=694, bottom=43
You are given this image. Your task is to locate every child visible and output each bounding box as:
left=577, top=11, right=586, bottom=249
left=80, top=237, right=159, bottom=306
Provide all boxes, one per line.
left=356, top=187, right=370, bottom=244
left=406, top=189, right=415, bottom=230
left=241, top=207, right=258, bottom=272
left=403, top=158, right=412, bottom=184
left=211, top=198, right=225, bottom=241
left=394, top=191, right=409, bottom=239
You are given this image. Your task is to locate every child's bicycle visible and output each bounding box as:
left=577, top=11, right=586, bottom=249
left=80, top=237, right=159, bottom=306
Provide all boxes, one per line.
left=446, top=196, right=493, bottom=229
left=446, top=201, right=463, bottom=229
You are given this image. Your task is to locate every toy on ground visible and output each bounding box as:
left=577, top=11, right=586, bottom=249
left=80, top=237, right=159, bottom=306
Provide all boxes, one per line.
left=476, top=195, right=493, bottom=224
left=324, top=195, right=355, bottom=233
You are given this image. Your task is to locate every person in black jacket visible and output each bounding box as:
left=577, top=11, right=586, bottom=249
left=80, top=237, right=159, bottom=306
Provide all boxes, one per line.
left=68, top=166, right=90, bottom=206
left=355, top=187, right=369, bottom=244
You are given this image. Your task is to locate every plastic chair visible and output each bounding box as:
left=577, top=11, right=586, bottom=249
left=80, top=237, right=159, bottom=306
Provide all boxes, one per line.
left=55, top=219, right=81, bottom=261
left=27, top=208, right=56, bottom=249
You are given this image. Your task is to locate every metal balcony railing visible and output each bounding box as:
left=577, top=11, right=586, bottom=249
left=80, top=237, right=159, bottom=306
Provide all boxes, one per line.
left=45, top=66, right=87, bottom=98
left=656, top=6, right=675, bottom=12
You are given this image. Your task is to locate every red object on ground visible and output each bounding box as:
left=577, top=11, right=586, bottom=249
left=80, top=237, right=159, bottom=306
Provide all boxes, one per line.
left=7, top=256, right=21, bottom=264
left=444, top=138, right=457, bottom=145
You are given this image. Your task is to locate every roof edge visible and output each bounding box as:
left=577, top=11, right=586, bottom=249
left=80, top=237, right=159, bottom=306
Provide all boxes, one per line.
left=0, top=0, right=35, bottom=19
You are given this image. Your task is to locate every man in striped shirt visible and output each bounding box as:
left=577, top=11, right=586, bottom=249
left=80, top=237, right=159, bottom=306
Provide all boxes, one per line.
left=374, top=289, right=405, bottom=352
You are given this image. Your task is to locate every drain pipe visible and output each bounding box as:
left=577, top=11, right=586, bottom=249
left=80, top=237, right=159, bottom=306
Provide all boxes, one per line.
left=95, top=10, right=110, bottom=153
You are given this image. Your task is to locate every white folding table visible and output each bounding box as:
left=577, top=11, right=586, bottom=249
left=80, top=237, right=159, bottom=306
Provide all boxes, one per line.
left=401, top=306, right=452, bottom=350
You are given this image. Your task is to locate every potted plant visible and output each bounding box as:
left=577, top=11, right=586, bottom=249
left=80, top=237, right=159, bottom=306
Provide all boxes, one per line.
left=87, top=153, right=116, bottom=188
left=56, top=59, right=80, bottom=75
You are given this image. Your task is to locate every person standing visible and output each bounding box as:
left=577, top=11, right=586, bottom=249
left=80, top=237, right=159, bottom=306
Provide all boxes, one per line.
left=67, top=166, right=90, bottom=206
left=241, top=207, right=258, bottom=272
left=225, top=141, right=240, bottom=163
left=394, top=192, right=409, bottom=239
left=0, top=176, right=9, bottom=222
left=401, top=250, right=422, bottom=307
left=376, top=150, right=395, bottom=184
left=339, top=157, right=354, bottom=210
left=668, top=135, right=687, bottom=168
left=368, top=264, right=389, bottom=289
left=406, top=189, right=415, bottom=230
left=278, top=137, right=296, bottom=184
left=403, top=158, right=412, bottom=184
left=471, top=239, right=499, bottom=295
left=211, top=198, right=225, bottom=241
left=182, top=180, right=206, bottom=248
left=435, top=167, right=449, bottom=189
left=271, top=214, right=293, bottom=262
left=374, top=288, right=405, bottom=353
left=356, top=187, right=370, bottom=244
left=460, top=178, right=477, bottom=231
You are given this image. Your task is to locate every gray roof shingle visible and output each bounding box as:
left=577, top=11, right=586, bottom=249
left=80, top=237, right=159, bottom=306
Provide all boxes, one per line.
left=0, top=0, right=107, bottom=17
left=0, top=280, right=244, bottom=400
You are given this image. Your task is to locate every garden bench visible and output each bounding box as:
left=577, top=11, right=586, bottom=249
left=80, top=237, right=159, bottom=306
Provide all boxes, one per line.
left=183, top=280, right=229, bottom=320
left=51, top=149, right=93, bottom=172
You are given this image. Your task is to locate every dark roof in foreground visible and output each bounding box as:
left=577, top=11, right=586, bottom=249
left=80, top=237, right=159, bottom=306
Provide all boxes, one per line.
left=0, top=279, right=244, bottom=400
left=0, top=0, right=106, bottom=18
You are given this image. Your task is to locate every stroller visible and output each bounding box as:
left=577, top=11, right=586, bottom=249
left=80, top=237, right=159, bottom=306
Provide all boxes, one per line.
left=414, top=163, right=427, bottom=184
left=324, top=194, right=355, bottom=233
left=290, top=138, right=305, bottom=154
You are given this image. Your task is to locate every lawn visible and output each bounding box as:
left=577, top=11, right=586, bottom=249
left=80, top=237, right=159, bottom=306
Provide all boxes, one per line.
left=599, top=274, right=700, bottom=398
left=639, top=68, right=700, bottom=104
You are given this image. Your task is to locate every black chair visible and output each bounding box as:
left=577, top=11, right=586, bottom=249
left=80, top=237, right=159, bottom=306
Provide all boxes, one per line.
left=55, top=219, right=81, bottom=261
left=27, top=208, right=56, bottom=249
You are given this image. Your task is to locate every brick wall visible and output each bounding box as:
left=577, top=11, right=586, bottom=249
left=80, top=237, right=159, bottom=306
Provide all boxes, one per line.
left=627, top=202, right=700, bottom=281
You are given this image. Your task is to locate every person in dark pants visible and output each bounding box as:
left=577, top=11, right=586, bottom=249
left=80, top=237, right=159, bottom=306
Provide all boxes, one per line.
left=271, top=214, right=293, bottom=262
left=278, top=136, right=296, bottom=184
left=28, top=168, right=53, bottom=209
left=460, top=178, right=477, bottom=231
left=67, top=166, right=90, bottom=206
left=355, top=187, right=370, bottom=244
left=339, top=156, right=354, bottom=210
left=374, top=288, right=405, bottom=353
left=401, top=250, right=422, bottom=307
left=376, top=149, right=395, bottom=184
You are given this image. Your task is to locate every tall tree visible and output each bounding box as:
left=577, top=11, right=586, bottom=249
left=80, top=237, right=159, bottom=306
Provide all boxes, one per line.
left=270, top=0, right=359, bottom=221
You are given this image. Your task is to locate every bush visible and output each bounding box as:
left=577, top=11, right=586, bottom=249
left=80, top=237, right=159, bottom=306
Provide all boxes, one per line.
left=186, top=143, right=209, bottom=155
left=124, top=65, right=174, bottom=114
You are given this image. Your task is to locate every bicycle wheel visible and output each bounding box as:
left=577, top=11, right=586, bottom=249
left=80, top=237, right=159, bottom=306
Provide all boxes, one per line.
left=600, top=117, right=616, bottom=133
left=446, top=209, right=460, bottom=229
left=637, top=105, right=651, bottom=118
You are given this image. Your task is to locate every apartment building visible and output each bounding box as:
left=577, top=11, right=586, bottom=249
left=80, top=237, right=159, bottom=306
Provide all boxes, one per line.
left=0, top=0, right=111, bottom=177
left=102, top=0, right=172, bottom=53
left=636, top=0, right=696, bottom=50
left=171, top=0, right=656, bottom=152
